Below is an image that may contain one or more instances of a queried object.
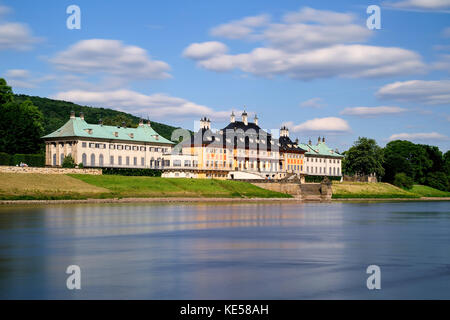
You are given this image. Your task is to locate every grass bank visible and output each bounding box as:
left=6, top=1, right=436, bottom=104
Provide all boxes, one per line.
left=332, top=182, right=420, bottom=199
left=409, top=185, right=450, bottom=197
left=0, top=173, right=291, bottom=200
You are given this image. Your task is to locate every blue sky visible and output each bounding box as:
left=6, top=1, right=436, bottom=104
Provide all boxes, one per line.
left=1, top=0, right=449, bottom=152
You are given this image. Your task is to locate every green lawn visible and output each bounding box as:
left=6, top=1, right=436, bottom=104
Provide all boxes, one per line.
left=69, top=174, right=291, bottom=199
left=409, top=185, right=450, bottom=197
left=332, top=182, right=420, bottom=199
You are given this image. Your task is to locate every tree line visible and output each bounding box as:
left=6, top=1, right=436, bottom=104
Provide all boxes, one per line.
left=343, top=137, right=450, bottom=192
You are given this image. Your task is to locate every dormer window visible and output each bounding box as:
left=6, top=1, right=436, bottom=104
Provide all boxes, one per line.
left=129, top=133, right=134, bottom=138
left=153, top=135, right=159, bottom=140
left=114, top=132, right=118, bottom=137
left=84, top=129, right=93, bottom=134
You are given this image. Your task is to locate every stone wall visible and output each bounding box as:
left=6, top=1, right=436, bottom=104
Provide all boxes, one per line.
left=251, top=181, right=332, bottom=201
left=343, top=174, right=377, bottom=183
left=252, top=182, right=302, bottom=198
left=0, top=166, right=102, bottom=175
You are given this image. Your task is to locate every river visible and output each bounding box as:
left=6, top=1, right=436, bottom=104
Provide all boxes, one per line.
left=0, top=201, right=449, bottom=299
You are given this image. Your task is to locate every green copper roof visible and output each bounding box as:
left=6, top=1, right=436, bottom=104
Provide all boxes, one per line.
left=42, top=117, right=174, bottom=145
left=298, top=141, right=343, bottom=158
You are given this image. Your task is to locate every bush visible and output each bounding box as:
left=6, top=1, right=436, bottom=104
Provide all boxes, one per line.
left=62, top=155, right=76, bottom=168
left=305, top=175, right=342, bottom=183
left=425, top=171, right=449, bottom=192
left=0, top=152, right=11, bottom=165
left=393, top=172, right=414, bottom=190
left=77, top=162, right=84, bottom=169
left=11, top=154, right=45, bottom=167
left=102, top=167, right=162, bottom=177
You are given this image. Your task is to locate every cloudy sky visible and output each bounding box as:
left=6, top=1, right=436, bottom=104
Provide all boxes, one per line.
left=1, top=0, right=449, bottom=151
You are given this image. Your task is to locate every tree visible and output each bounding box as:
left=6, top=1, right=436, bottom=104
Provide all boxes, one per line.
left=62, top=155, right=76, bottom=168
left=393, top=173, right=413, bottom=190
left=0, top=78, right=13, bottom=105
left=0, top=79, right=44, bottom=154
left=382, top=140, right=432, bottom=183
left=342, top=137, right=384, bottom=178
left=426, top=172, right=449, bottom=192
left=444, top=150, right=450, bottom=176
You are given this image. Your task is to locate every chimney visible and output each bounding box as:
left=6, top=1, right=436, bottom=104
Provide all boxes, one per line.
left=308, top=138, right=312, bottom=145
left=122, top=121, right=126, bottom=128
left=147, top=119, right=151, bottom=127
left=230, top=111, right=235, bottom=123
left=295, top=138, right=299, bottom=144
left=139, top=119, right=144, bottom=127
left=200, top=117, right=206, bottom=129
left=70, top=111, right=75, bottom=119
left=207, top=118, right=211, bottom=130
left=242, top=110, right=248, bottom=126
left=318, top=136, right=321, bottom=144
left=322, top=137, right=325, bottom=143
left=98, top=118, right=103, bottom=126
left=80, top=112, right=84, bottom=120
left=254, top=114, right=258, bottom=126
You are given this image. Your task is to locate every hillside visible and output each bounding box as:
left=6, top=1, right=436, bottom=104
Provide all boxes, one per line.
left=14, top=94, right=183, bottom=141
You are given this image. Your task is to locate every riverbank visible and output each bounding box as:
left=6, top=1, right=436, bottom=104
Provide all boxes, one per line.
left=1, top=196, right=449, bottom=205
left=0, top=173, right=291, bottom=201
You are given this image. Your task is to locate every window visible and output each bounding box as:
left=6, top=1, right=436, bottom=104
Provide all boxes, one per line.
left=126, top=156, right=130, bottom=166
left=109, top=144, right=115, bottom=150
left=133, top=146, right=138, bottom=151
left=82, top=153, right=87, bottom=166
left=89, top=143, right=95, bottom=148
left=118, top=156, right=122, bottom=165
left=141, top=157, right=144, bottom=166
left=329, top=167, right=332, bottom=175
left=184, top=160, right=191, bottom=167
left=125, top=145, right=131, bottom=151
left=60, top=153, right=64, bottom=165
left=133, top=157, right=137, bottom=166
left=117, top=145, right=123, bottom=150
left=140, top=146, right=146, bottom=151
left=99, top=154, right=104, bottom=167
left=53, top=154, right=57, bottom=166
left=110, top=156, right=114, bottom=165
left=82, top=142, right=87, bottom=148
left=91, top=154, right=95, bottom=166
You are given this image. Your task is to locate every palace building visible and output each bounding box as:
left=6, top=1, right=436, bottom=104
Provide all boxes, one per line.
left=42, top=111, right=174, bottom=168
left=43, top=111, right=343, bottom=180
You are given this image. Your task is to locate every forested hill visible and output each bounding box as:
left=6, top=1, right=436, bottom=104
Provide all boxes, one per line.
left=14, top=94, right=183, bottom=141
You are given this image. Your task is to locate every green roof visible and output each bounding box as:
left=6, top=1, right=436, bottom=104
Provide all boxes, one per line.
left=42, top=117, right=174, bottom=145
left=298, top=141, right=343, bottom=158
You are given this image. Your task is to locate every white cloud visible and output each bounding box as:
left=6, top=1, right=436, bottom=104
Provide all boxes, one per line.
left=3, top=69, right=54, bottom=89
left=384, top=0, right=450, bottom=10
left=0, top=11, right=40, bottom=51
left=300, top=97, right=326, bottom=108
left=210, top=14, right=270, bottom=39
left=442, top=27, right=450, bottom=37
left=50, top=39, right=171, bottom=80
left=290, top=117, right=351, bottom=133
left=182, top=41, right=228, bottom=60
left=340, top=106, right=407, bottom=116
left=432, top=53, right=450, bottom=72
left=51, top=89, right=230, bottom=120
left=195, top=44, right=425, bottom=79
left=377, top=80, right=450, bottom=105
left=184, top=7, right=425, bottom=80
left=388, top=132, right=449, bottom=141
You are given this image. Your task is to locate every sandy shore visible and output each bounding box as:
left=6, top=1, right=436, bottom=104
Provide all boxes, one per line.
left=0, top=196, right=449, bottom=205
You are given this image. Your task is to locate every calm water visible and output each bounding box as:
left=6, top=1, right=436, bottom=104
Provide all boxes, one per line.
left=0, top=201, right=449, bottom=299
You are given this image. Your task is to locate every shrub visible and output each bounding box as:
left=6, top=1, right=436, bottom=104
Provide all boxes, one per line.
left=11, top=154, right=45, bottom=167
left=305, top=175, right=342, bottom=183
left=62, top=155, right=76, bottom=168
left=0, top=152, right=11, bottom=165
left=425, top=171, right=449, bottom=192
left=77, top=162, right=84, bottom=169
left=102, top=167, right=162, bottom=177
left=393, top=172, right=414, bottom=190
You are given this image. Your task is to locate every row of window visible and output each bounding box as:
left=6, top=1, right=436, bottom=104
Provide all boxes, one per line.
left=287, top=165, right=303, bottom=172
left=306, top=166, right=341, bottom=175
left=306, top=157, right=340, bottom=164
left=81, top=142, right=169, bottom=153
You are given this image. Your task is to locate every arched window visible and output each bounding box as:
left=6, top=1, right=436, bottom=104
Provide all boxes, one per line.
left=150, top=157, right=154, bottom=167
left=53, top=154, right=56, bottom=166
left=91, top=154, right=95, bottom=166
left=60, top=153, right=64, bottom=165
left=99, top=154, right=104, bottom=167
left=82, top=153, right=87, bottom=166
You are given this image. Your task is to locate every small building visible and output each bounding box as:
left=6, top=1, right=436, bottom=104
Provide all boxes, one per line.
left=299, top=137, right=343, bottom=177
left=278, top=126, right=307, bottom=178
left=42, top=112, right=174, bottom=168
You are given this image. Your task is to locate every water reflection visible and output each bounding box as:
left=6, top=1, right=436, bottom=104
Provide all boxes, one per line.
left=0, top=201, right=449, bottom=299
